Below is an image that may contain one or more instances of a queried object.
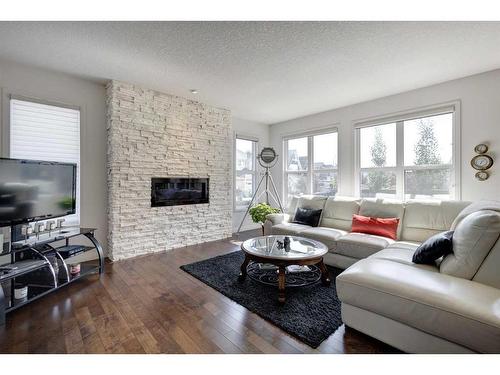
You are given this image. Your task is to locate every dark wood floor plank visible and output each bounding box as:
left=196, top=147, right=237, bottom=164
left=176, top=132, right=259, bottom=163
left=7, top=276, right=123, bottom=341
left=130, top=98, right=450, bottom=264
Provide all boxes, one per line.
left=0, top=229, right=397, bottom=354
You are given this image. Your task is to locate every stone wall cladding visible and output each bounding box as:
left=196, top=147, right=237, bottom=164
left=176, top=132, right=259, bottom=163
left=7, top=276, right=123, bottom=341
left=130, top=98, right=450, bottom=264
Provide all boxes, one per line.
left=106, top=81, right=233, bottom=260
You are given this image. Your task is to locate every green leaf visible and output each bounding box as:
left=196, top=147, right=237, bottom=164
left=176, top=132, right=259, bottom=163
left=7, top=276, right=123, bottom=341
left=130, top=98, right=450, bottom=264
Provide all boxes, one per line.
left=248, top=203, right=280, bottom=224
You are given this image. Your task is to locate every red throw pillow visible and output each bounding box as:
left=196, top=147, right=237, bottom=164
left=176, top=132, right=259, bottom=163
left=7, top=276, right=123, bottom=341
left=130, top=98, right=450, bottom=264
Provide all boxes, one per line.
left=351, top=214, right=399, bottom=240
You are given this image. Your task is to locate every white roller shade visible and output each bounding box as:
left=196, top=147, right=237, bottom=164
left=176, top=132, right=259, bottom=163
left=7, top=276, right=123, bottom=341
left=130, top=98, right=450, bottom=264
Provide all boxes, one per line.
left=10, top=98, right=81, bottom=223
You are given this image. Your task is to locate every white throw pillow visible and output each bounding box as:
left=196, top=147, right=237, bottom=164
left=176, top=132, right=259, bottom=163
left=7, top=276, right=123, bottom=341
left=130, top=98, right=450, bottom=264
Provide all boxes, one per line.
left=440, top=210, right=500, bottom=279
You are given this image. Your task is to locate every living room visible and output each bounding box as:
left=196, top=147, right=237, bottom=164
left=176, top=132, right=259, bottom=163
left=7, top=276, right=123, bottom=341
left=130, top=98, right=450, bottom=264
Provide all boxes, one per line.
left=1, top=1, right=500, bottom=372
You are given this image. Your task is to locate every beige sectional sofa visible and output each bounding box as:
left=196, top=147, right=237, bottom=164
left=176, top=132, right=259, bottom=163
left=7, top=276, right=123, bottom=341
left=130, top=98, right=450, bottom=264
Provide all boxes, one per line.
left=265, top=195, right=500, bottom=353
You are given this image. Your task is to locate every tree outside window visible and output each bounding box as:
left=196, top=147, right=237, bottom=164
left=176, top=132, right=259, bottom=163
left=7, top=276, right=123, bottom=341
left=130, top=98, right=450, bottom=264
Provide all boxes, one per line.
left=358, top=112, right=454, bottom=200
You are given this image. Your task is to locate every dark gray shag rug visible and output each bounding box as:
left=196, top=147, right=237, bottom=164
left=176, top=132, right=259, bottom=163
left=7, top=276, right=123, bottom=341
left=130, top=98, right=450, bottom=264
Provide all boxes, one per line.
left=180, top=250, right=344, bottom=348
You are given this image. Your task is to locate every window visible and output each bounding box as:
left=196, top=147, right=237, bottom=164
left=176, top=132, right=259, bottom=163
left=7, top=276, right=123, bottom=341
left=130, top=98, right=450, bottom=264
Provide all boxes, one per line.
left=235, top=137, right=257, bottom=210
left=356, top=110, right=456, bottom=200
left=10, top=98, right=81, bottom=223
left=284, top=130, right=338, bottom=203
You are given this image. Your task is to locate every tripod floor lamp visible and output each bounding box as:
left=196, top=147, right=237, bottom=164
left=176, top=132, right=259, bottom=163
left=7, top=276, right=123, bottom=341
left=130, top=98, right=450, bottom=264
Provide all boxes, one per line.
left=237, top=147, right=285, bottom=234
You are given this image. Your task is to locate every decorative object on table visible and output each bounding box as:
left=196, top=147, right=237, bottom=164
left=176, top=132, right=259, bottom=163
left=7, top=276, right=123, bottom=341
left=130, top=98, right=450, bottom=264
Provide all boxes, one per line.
left=236, top=147, right=284, bottom=233
left=276, top=239, right=284, bottom=249
left=35, top=223, right=45, bottom=236
left=46, top=220, right=56, bottom=235
left=14, top=284, right=28, bottom=302
left=258, top=263, right=277, bottom=270
left=180, top=250, right=345, bottom=348
left=69, top=263, right=81, bottom=276
left=248, top=203, right=280, bottom=235
left=471, top=143, right=494, bottom=181
left=283, top=236, right=291, bottom=252
left=286, top=264, right=311, bottom=273
left=21, top=225, right=33, bottom=240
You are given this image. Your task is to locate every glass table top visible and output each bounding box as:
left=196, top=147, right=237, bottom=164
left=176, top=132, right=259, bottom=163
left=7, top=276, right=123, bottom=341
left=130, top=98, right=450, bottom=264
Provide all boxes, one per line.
left=241, top=235, right=328, bottom=260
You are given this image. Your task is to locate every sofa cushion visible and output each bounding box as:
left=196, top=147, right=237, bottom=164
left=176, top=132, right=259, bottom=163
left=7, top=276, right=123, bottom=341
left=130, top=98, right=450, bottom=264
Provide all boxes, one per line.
left=351, top=214, right=399, bottom=240
left=440, top=210, right=500, bottom=279
left=299, top=227, right=347, bottom=250
left=336, top=258, right=500, bottom=353
left=335, top=232, right=395, bottom=259
left=320, top=196, right=360, bottom=231
left=271, top=222, right=311, bottom=236
left=402, top=200, right=470, bottom=242
left=359, top=199, right=405, bottom=239
left=412, top=230, right=454, bottom=265
left=292, top=207, right=322, bottom=227
left=296, top=195, right=328, bottom=211
left=369, top=244, right=438, bottom=273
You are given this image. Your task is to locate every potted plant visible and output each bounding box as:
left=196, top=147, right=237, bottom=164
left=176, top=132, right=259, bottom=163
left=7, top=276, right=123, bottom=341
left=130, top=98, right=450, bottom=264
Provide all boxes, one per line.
left=249, top=203, right=280, bottom=235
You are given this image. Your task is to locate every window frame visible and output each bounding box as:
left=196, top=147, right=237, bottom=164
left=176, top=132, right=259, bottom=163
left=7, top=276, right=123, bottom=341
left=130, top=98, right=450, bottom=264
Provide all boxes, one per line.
left=354, top=102, right=461, bottom=200
left=6, top=94, right=82, bottom=224
left=283, top=127, right=339, bottom=205
left=233, top=134, right=259, bottom=212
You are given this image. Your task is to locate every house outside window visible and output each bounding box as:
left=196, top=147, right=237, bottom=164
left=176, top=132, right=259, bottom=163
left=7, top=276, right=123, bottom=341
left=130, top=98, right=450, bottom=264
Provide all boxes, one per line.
left=284, top=130, right=338, bottom=204
left=235, top=137, right=257, bottom=210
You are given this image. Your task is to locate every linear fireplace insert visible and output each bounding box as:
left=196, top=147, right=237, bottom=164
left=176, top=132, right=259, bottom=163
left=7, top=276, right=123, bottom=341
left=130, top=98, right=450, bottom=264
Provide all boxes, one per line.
left=151, top=177, right=209, bottom=207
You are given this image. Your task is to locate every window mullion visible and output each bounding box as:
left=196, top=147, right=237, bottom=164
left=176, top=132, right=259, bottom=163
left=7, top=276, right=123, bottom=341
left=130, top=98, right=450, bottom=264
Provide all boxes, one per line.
left=396, top=121, right=405, bottom=200
left=308, top=136, right=313, bottom=194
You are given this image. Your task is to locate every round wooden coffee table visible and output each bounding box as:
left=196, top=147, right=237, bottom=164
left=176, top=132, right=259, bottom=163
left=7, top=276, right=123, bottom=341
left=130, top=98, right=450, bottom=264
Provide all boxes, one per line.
left=239, top=235, right=330, bottom=303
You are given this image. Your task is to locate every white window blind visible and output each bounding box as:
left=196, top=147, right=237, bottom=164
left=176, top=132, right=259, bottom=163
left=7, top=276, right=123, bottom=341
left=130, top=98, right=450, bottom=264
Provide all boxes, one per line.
left=10, top=98, right=81, bottom=223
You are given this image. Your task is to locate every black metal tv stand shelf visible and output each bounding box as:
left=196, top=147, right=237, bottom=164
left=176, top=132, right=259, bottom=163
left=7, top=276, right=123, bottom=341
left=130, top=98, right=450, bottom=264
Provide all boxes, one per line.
left=0, top=227, right=104, bottom=325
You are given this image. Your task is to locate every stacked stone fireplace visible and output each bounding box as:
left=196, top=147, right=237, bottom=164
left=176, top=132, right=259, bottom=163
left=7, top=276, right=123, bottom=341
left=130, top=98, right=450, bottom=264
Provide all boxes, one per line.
left=106, top=81, right=232, bottom=260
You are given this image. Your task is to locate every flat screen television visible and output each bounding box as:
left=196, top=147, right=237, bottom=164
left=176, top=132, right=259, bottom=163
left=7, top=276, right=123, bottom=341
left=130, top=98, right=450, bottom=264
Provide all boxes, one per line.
left=0, top=158, right=76, bottom=226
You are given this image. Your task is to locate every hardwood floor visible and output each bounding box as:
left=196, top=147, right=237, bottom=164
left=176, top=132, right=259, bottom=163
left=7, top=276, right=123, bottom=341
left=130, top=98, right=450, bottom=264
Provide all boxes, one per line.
left=0, top=230, right=399, bottom=354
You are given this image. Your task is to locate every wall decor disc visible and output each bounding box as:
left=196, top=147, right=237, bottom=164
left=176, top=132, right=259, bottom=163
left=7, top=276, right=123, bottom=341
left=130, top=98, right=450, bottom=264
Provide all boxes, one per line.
left=471, top=154, right=494, bottom=170
left=474, top=144, right=489, bottom=154
left=475, top=171, right=489, bottom=181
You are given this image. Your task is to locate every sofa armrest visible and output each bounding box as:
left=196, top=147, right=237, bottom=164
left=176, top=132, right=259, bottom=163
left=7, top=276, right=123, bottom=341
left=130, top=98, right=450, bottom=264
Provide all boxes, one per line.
left=265, top=213, right=290, bottom=225
left=264, top=213, right=290, bottom=235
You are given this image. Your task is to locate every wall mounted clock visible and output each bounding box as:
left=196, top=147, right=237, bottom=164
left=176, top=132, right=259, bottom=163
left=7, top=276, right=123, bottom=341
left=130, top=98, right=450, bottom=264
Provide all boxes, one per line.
left=474, top=144, right=489, bottom=154
left=475, top=171, right=489, bottom=181
left=471, top=154, right=494, bottom=170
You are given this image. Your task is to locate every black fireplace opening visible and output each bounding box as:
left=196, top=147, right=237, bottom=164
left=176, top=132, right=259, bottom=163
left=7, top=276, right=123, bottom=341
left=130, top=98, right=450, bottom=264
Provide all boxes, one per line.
left=151, top=177, right=209, bottom=207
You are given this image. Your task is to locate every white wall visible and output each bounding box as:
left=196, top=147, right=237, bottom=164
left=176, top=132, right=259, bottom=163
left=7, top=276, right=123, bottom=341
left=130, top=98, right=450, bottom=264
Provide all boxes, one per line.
left=232, top=117, right=270, bottom=232
left=0, top=60, right=108, bottom=252
left=270, top=68, right=500, bottom=203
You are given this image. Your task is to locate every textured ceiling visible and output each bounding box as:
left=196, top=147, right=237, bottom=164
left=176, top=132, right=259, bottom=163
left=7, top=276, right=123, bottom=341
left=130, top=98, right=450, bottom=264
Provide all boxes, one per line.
left=1, top=21, right=500, bottom=123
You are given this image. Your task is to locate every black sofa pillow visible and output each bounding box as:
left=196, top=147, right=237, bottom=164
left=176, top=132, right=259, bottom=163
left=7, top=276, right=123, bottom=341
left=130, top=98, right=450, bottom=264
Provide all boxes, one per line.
left=412, top=230, right=454, bottom=265
left=292, top=207, right=322, bottom=227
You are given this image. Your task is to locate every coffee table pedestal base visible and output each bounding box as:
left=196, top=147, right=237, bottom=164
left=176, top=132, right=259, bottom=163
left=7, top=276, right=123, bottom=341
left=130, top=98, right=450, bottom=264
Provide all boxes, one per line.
left=238, top=253, right=330, bottom=304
